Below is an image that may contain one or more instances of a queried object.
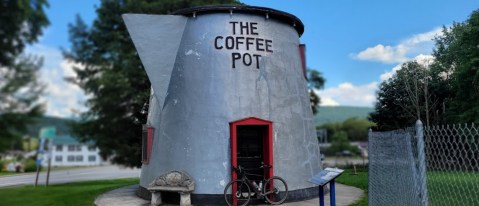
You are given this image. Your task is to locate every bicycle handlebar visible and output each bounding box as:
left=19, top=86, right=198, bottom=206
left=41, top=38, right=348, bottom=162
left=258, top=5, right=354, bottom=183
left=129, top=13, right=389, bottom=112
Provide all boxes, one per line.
left=260, top=162, right=272, bottom=169
left=233, top=163, right=272, bottom=175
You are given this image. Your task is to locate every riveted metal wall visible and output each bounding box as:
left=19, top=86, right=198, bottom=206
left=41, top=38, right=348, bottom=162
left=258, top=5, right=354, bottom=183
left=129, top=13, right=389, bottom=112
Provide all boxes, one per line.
left=124, top=6, right=321, bottom=197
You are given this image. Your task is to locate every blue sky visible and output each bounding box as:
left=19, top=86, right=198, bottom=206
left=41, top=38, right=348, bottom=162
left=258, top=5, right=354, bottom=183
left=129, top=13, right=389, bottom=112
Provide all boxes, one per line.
left=29, top=0, right=478, bottom=117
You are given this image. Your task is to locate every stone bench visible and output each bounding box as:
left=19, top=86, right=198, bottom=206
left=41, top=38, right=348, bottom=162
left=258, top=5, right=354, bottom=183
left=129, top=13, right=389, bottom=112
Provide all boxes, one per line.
left=148, top=170, right=195, bottom=206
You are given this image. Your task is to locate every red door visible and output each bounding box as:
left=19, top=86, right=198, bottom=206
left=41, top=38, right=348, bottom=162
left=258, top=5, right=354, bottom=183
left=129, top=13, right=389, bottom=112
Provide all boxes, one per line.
left=229, top=117, right=273, bottom=182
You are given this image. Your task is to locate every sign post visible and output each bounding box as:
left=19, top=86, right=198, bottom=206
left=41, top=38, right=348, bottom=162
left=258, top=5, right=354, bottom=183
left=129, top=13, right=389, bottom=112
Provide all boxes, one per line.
left=39, top=127, right=56, bottom=187
left=309, top=167, right=344, bottom=206
left=34, top=138, right=45, bottom=187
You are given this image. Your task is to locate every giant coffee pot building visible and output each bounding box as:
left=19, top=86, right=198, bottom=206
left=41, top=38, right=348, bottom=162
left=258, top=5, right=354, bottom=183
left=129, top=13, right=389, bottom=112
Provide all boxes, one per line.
left=123, top=5, right=322, bottom=205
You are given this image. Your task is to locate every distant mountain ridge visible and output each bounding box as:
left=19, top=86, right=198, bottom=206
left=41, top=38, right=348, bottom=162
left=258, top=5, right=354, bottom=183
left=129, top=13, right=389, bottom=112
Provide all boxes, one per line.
left=26, top=116, right=73, bottom=137
left=314, top=106, right=373, bottom=126
left=26, top=109, right=371, bottom=137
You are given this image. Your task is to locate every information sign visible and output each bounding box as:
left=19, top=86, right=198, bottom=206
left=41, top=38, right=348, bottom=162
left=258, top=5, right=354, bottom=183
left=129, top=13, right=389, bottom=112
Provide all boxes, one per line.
left=309, top=167, right=344, bottom=186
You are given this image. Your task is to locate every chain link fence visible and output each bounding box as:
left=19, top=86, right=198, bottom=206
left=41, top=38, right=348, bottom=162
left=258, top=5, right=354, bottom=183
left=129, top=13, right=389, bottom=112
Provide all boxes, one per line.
left=368, top=121, right=479, bottom=206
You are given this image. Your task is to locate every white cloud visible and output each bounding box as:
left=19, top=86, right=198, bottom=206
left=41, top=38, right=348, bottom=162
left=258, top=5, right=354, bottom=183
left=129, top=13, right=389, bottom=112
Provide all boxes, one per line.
left=402, top=28, right=442, bottom=45
left=26, top=44, right=87, bottom=118
left=380, top=54, right=435, bottom=81
left=316, top=82, right=378, bottom=107
left=61, top=60, right=83, bottom=79
left=413, top=54, right=435, bottom=66
left=380, top=64, right=402, bottom=81
left=320, top=97, right=340, bottom=106
left=353, top=27, right=442, bottom=64
left=355, top=44, right=408, bottom=64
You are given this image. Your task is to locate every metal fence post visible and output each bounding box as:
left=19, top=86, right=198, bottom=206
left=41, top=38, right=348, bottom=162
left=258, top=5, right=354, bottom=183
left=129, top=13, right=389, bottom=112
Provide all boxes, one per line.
left=367, top=128, right=372, bottom=206
left=415, top=120, right=429, bottom=206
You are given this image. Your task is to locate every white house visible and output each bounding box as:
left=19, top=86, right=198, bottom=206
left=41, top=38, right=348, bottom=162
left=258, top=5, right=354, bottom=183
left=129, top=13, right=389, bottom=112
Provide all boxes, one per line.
left=42, top=135, right=103, bottom=167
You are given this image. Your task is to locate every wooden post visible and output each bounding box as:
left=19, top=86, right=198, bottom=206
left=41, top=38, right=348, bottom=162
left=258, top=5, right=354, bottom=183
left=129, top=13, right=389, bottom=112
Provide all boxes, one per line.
left=34, top=162, right=40, bottom=187
left=46, top=158, right=51, bottom=186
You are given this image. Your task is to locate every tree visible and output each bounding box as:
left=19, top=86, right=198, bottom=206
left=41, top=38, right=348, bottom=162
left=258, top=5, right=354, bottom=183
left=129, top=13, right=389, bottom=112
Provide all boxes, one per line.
left=66, top=0, right=241, bottom=167
left=370, top=10, right=479, bottom=129
left=369, top=60, right=445, bottom=130
left=307, top=69, right=326, bottom=114
left=369, top=62, right=422, bottom=130
left=0, top=0, right=49, bottom=67
left=0, top=0, right=48, bottom=152
left=317, top=117, right=375, bottom=142
left=432, top=9, right=479, bottom=124
left=326, top=131, right=359, bottom=156
left=342, top=118, right=376, bottom=141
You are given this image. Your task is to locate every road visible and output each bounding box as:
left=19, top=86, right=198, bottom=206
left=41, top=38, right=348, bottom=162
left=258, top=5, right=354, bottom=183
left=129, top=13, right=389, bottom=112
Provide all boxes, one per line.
left=0, top=165, right=140, bottom=188
left=322, top=157, right=368, bottom=168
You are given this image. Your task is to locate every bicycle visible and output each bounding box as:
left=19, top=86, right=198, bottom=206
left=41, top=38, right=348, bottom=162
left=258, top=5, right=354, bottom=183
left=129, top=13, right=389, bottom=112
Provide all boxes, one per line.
left=224, top=162, right=288, bottom=206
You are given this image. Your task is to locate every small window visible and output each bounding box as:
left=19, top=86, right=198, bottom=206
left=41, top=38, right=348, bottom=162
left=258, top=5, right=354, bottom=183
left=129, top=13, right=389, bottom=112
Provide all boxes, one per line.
left=88, top=155, right=96, bottom=162
left=56, top=145, right=63, bottom=152
left=142, top=125, right=154, bottom=164
left=67, top=155, right=75, bottom=162
left=76, top=155, right=83, bottom=162
left=55, top=156, right=63, bottom=162
left=68, top=145, right=75, bottom=151
left=76, top=145, right=82, bottom=151
left=88, top=146, right=96, bottom=151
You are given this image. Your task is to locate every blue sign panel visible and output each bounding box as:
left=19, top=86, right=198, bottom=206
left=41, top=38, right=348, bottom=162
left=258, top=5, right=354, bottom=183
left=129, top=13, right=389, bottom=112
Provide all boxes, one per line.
left=309, top=167, right=344, bottom=186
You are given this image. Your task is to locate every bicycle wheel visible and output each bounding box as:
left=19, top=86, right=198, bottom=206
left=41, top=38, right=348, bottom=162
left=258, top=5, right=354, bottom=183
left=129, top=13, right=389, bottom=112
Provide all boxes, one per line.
left=263, top=176, right=288, bottom=205
left=224, top=179, right=251, bottom=206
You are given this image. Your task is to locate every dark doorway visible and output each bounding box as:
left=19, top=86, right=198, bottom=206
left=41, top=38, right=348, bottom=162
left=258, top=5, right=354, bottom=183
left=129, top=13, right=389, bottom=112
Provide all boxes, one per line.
left=237, top=125, right=266, bottom=181
left=229, top=117, right=273, bottom=183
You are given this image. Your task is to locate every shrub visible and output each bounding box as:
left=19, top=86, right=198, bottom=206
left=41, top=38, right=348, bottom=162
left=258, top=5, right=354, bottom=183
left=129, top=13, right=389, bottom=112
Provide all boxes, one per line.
left=326, top=131, right=360, bottom=156
left=24, top=159, right=39, bottom=172
left=0, top=160, right=7, bottom=172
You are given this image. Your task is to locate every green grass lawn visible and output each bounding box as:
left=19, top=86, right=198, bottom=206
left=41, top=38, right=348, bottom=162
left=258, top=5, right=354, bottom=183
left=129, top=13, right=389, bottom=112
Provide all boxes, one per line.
left=0, top=166, right=102, bottom=177
left=335, top=167, right=368, bottom=206
left=0, top=171, right=17, bottom=176
left=0, top=178, right=139, bottom=206
left=336, top=167, right=479, bottom=206
left=427, top=171, right=479, bottom=206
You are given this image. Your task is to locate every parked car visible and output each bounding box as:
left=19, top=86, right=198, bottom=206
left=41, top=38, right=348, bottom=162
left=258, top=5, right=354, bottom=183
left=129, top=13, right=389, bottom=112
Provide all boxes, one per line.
left=336, top=150, right=353, bottom=157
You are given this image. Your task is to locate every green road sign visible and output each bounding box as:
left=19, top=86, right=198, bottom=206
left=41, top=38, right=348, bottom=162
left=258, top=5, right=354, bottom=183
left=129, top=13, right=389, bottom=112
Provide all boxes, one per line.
left=39, top=127, right=56, bottom=139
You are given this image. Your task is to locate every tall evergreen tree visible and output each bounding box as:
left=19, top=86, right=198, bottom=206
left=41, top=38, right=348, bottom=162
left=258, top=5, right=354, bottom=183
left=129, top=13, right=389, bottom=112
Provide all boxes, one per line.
left=0, top=0, right=49, bottom=152
left=65, top=0, right=241, bottom=167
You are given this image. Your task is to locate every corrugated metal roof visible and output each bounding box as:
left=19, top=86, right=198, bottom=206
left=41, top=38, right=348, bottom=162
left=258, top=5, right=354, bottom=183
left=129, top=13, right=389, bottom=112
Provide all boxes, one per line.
left=52, top=135, right=94, bottom=145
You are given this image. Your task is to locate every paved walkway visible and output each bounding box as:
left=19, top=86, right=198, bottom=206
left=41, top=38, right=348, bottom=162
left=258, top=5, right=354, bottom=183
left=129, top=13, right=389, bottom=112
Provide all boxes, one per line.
left=95, top=183, right=364, bottom=206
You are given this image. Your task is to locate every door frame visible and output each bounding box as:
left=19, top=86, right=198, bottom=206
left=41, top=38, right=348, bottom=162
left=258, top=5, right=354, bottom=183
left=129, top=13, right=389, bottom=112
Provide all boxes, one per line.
left=229, top=117, right=273, bottom=182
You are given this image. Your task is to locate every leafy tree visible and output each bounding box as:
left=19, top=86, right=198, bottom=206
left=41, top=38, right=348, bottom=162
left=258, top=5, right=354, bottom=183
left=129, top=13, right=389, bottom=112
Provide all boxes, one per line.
left=342, top=118, right=376, bottom=141
left=432, top=9, right=479, bottom=124
left=316, top=121, right=341, bottom=140
left=307, top=69, right=326, bottom=114
left=0, top=0, right=48, bottom=152
left=317, top=117, right=374, bottom=142
left=66, top=0, right=241, bottom=167
left=326, top=131, right=359, bottom=156
left=369, top=61, right=442, bottom=130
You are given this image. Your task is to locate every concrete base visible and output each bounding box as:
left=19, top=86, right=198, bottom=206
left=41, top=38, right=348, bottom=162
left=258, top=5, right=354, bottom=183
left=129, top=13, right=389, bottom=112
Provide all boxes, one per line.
left=138, top=185, right=319, bottom=205
left=151, top=192, right=162, bottom=205
left=95, top=184, right=364, bottom=206
left=179, top=192, right=191, bottom=205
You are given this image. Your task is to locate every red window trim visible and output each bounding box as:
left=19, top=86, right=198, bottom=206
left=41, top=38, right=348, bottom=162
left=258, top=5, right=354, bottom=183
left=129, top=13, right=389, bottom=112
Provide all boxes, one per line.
left=299, top=44, right=307, bottom=79
left=142, top=126, right=154, bottom=165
